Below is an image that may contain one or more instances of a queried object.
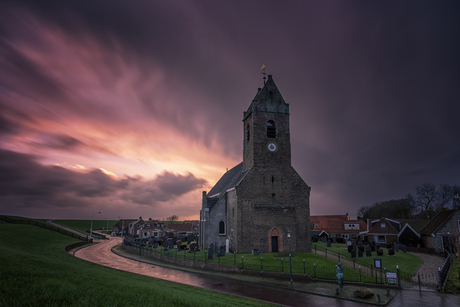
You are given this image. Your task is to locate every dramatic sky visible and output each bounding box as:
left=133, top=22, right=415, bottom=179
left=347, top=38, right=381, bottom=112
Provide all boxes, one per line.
left=1, top=1, right=459, bottom=220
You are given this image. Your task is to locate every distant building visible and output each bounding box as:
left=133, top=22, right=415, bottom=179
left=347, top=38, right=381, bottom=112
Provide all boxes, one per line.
left=310, top=214, right=366, bottom=240
left=359, top=217, right=427, bottom=246
left=420, top=209, right=460, bottom=253
left=200, top=75, right=311, bottom=253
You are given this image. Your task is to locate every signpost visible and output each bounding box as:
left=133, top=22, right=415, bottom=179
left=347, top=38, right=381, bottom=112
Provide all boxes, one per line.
left=386, top=272, right=397, bottom=284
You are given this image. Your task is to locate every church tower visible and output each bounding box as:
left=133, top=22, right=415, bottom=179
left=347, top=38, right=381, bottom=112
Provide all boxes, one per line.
left=243, top=75, right=291, bottom=171
left=200, top=74, right=311, bottom=254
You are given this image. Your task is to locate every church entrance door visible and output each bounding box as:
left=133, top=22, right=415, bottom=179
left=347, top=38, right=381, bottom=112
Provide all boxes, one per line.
left=271, top=236, right=278, bottom=252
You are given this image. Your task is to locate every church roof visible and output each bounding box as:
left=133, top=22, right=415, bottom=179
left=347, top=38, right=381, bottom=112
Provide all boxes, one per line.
left=206, top=162, right=247, bottom=209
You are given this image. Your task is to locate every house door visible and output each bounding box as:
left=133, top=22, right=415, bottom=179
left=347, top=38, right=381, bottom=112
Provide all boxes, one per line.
left=271, top=236, right=278, bottom=252
left=442, top=236, right=451, bottom=253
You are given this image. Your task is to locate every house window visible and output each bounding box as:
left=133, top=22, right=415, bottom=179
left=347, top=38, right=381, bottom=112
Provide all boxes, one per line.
left=381, top=223, right=386, bottom=228
left=377, top=235, right=386, bottom=243
left=219, top=221, right=226, bottom=235
left=267, top=120, right=276, bottom=138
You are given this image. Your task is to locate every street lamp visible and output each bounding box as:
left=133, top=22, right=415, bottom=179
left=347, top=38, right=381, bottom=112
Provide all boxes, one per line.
left=118, top=216, right=126, bottom=240
left=287, top=230, right=293, bottom=287
left=90, top=212, right=101, bottom=241
left=105, top=218, right=110, bottom=235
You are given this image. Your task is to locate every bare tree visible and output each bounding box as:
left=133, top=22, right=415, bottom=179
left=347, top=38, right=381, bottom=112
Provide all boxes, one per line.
left=415, top=183, right=439, bottom=217
left=357, top=205, right=370, bottom=220
left=435, top=183, right=454, bottom=213
left=453, top=185, right=460, bottom=210
left=166, top=214, right=179, bottom=222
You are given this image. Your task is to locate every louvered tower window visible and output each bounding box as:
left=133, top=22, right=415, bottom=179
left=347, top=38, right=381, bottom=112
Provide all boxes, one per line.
left=267, top=120, right=276, bottom=138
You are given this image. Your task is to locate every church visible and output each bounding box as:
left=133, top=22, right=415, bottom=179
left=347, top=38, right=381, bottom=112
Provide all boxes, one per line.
left=199, top=75, right=311, bottom=253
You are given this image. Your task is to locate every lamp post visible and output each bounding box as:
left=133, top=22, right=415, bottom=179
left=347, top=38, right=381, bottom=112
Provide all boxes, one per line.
left=287, top=230, right=293, bottom=287
left=104, top=218, right=110, bottom=235
left=90, top=212, right=101, bottom=241
left=118, top=216, right=125, bottom=240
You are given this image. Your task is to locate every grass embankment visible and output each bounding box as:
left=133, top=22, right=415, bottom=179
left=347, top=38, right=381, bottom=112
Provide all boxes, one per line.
left=445, top=264, right=460, bottom=294
left=312, top=241, right=423, bottom=275
left=51, top=219, right=118, bottom=234
left=0, top=221, right=274, bottom=307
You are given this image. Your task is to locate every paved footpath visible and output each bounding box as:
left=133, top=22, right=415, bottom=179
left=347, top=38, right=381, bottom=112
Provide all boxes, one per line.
left=72, top=237, right=460, bottom=307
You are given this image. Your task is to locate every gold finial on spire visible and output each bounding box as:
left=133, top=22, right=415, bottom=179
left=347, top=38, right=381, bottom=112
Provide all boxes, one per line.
left=261, top=62, right=267, bottom=85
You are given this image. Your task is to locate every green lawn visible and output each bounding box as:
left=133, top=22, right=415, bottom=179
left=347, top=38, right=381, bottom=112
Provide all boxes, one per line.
left=0, top=221, right=274, bottom=307
left=312, top=242, right=423, bottom=275
left=51, top=219, right=118, bottom=234
left=134, top=245, right=376, bottom=282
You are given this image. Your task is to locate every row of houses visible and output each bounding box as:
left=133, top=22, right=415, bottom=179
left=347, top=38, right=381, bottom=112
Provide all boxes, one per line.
left=112, top=217, right=199, bottom=239
left=310, top=209, right=460, bottom=253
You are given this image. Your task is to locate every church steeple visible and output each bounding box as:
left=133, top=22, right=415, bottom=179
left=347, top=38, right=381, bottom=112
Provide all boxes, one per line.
left=243, top=75, right=291, bottom=171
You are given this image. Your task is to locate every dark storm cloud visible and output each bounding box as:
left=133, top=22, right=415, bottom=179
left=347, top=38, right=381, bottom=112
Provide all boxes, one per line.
left=120, top=172, right=207, bottom=206
left=0, top=149, right=207, bottom=209
left=1, top=0, right=460, bottom=218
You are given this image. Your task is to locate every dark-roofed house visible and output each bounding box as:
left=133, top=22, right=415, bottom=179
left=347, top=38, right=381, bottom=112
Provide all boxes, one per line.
left=420, top=209, right=460, bottom=253
left=112, top=219, right=137, bottom=235
left=200, top=75, right=311, bottom=253
left=359, top=217, right=428, bottom=246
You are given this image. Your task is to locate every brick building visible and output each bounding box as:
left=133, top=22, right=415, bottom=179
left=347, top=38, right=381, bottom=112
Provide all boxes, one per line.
left=199, top=75, right=311, bottom=253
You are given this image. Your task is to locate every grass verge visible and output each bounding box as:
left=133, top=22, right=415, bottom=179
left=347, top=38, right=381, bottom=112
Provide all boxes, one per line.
left=0, top=222, right=274, bottom=307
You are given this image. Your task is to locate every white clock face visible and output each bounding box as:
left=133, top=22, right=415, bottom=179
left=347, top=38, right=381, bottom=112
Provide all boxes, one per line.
left=268, top=142, right=277, bottom=152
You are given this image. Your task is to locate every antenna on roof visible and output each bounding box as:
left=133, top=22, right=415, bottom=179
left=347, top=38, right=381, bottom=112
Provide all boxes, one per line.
left=261, top=62, right=267, bottom=85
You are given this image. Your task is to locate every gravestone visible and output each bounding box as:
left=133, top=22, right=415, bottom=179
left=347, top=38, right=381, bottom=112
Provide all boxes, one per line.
left=351, top=249, right=356, bottom=258
left=165, top=238, right=174, bottom=249
left=358, top=250, right=363, bottom=257
left=217, top=246, right=225, bottom=257
left=376, top=249, right=383, bottom=256
left=187, top=234, right=194, bottom=245
left=358, top=241, right=364, bottom=252
left=352, top=240, right=357, bottom=252
left=370, top=241, right=376, bottom=251
left=215, top=242, right=220, bottom=255
left=365, top=245, right=372, bottom=257
left=394, top=243, right=399, bottom=252
left=188, top=242, right=198, bottom=252
left=321, top=237, right=327, bottom=243
left=347, top=241, right=353, bottom=252
left=327, top=240, right=331, bottom=247
left=176, top=239, right=182, bottom=249
left=332, top=237, right=336, bottom=243
left=388, top=248, right=395, bottom=256
left=402, top=245, right=407, bottom=253
left=208, top=244, right=214, bottom=259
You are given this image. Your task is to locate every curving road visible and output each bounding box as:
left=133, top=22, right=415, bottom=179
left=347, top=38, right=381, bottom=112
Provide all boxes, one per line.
left=74, top=237, right=361, bottom=307
left=74, top=237, right=460, bottom=307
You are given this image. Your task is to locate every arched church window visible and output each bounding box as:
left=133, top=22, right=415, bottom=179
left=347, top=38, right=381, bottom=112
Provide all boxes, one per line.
left=267, top=120, right=276, bottom=138
left=219, top=221, right=226, bottom=235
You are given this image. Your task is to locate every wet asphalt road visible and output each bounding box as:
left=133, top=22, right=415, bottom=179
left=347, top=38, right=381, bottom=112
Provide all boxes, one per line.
left=75, top=237, right=362, bottom=306
left=74, top=237, right=460, bottom=307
